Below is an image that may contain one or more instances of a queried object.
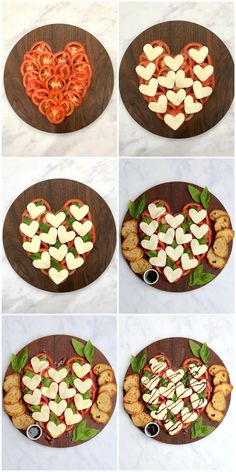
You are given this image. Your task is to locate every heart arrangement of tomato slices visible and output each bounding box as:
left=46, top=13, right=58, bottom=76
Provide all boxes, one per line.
left=136, top=41, right=215, bottom=130
left=141, top=354, right=211, bottom=436
left=20, top=40, right=92, bottom=124
left=19, top=198, right=95, bottom=285
left=139, top=200, right=211, bottom=283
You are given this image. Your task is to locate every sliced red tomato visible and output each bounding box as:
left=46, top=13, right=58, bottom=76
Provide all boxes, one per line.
left=20, top=59, right=39, bottom=76
left=31, top=88, right=49, bottom=105
left=38, top=64, right=54, bottom=80
left=38, top=98, right=57, bottom=115
left=64, top=90, right=82, bottom=107
left=23, top=71, right=39, bottom=87
left=30, top=41, right=52, bottom=53
left=64, top=41, right=85, bottom=56
left=24, top=50, right=40, bottom=62
left=37, top=52, right=54, bottom=66
left=59, top=99, right=75, bottom=116
left=53, top=51, right=71, bottom=66
left=46, top=74, right=65, bottom=90
left=54, top=63, right=71, bottom=81
left=48, top=88, right=64, bottom=103
left=45, top=105, right=66, bottom=124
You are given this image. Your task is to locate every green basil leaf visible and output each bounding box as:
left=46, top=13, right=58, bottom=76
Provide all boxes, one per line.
left=68, top=246, right=77, bottom=256
left=67, top=374, right=77, bottom=387
left=143, top=370, right=152, bottom=378
left=191, top=417, right=215, bottom=439
left=39, top=222, right=50, bottom=233
left=137, top=350, right=147, bottom=371
left=71, top=338, right=85, bottom=357
left=72, top=419, right=99, bottom=442
left=200, top=187, right=211, bottom=209
left=198, top=236, right=207, bottom=244
left=82, top=389, right=91, bottom=400
left=28, top=253, right=42, bottom=261
left=50, top=413, right=61, bottom=425
left=200, top=342, right=210, bottom=364
left=182, top=219, right=192, bottom=232
left=130, top=355, right=139, bottom=373
left=158, top=222, right=168, bottom=233
left=188, top=185, right=201, bottom=203
left=39, top=356, right=46, bottom=361
left=143, top=216, right=152, bottom=224
left=54, top=240, right=62, bottom=249
left=35, top=200, right=44, bottom=207
left=11, top=354, right=20, bottom=373
left=22, top=216, right=32, bottom=225
left=188, top=265, right=215, bottom=287
left=147, top=404, right=159, bottom=411
left=171, top=240, right=178, bottom=249
left=128, top=194, right=146, bottom=219
left=29, top=405, right=41, bottom=412
left=41, top=377, right=52, bottom=387
left=189, top=340, right=201, bottom=358
left=159, top=377, right=168, bottom=387
left=51, top=258, right=63, bottom=271
left=66, top=217, right=76, bottom=229
left=84, top=340, right=94, bottom=363
left=26, top=370, right=34, bottom=378
left=81, top=233, right=91, bottom=243
left=146, top=251, right=158, bottom=257
left=11, top=347, right=28, bottom=373
left=166, top=258, right=176, bottom=270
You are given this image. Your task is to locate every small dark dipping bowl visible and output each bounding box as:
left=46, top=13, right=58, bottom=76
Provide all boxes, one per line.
left=26, top=424, right=42, bottom=441
left=144, top=422, right=160, bottom=438
left=143, top=269, right=159, bottom=285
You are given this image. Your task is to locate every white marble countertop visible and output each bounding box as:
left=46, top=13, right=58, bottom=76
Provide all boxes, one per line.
left=119, top=1, right=234, bottom=157
left=119, top=158, right=234, bottom=314
left=119, top=314, right=236, bottom=470
left=2, top=1, right=117, bottom=157
left=2, top=156, right=117, bottom=314
left=2, top=314, right=117, bottom=470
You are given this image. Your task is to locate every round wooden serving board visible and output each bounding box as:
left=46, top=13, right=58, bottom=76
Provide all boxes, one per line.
left=124, top=337, right=231, bottom=444
left=119, top=20, right=234, bottom=138
left=3, top=178, right=116, bottom=292
left=4, top=23, right=114, bottom=133
left=4, top=334, right=116, bottom=448
left=121, top=181, right=233, bottom=292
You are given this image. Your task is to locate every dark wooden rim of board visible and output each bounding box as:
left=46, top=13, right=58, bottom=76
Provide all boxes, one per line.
left=4, top=334, right=117, bottom=448
left=4, top=23, right=114, bottom=133
left=124, top=337, right=231, bottom=444
left=3, top=178, right=116, bottom=293
left=119, top=20, right=234, bottom=139
left=121, top=181, right=233, bottom=292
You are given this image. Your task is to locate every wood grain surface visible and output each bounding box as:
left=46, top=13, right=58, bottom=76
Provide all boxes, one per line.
left=3, top=178, right=116, bottom=292
left=119, top=20, right=234, bottom=138
left=124, top=337, right=231, bottom=444
left=4, top=334, right=116, bottom=448
left=121, top=181, right=233, bottom=292
left=4, top=24, right=114, bottom=133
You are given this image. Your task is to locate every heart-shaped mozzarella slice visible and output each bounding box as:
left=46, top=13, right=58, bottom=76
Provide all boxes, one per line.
left=32, top=404, right=50, bottom=422
left=189, top=208, right=207, bottom=224
left=48, top=268, right=69, bottom=285
left=166, top=89, right=186, bottom=106
left=49, top=399, right=67, bottom=416
left=193, top=64, right=214, bottom=81
left=142, top=388, right=160, bottom=405
left=74, top=393, right=92, bottom=411
left=189, top=46, right=208, bottom=64
left=57, top=225, right=76, bottom=243
left=66, top=253, right=84, bottom=270
left=22, top=374, right=41, bottom=391
left=74, top=378, right=93, bottom=394
left=149, top=249, right=166, bottom=268
left=164, top=54, right=184, bottom=71
left=193, top=80, right=212, bottom=99
left=190, top=378, right=207, bottom=393
left=175, top=227, right=192, bottom=244
left=164, top=266, right=183, bottom=283
left=191, top=393, right=208, bottom=410
left=184, top=96, right=202, bottom=114
left=49, top=244, right=68, bottom=262
left=164, top=113, right=185, bottom=130
left=175, top=381, right=192, bottom=399
left=45, top=212, right=66, bottom=228
left=59, top=381, right=76, bottom=399
left=165, top=245, right=184, bottom=261
left=148, top=95, right=167, bottom=113
left=139, top=78, right=158, bottom=97
left=175, top=70, right=193, bottom=88
left=27, top=202, right=46, bottom=219
left=135, top=62, right=156, bottom=80
left=64, top=408, right=82, bottom=426
left=72, top=220, right=92, bottom=237
left=190, top=239, right=208, bottom=256
left=150, top=357, right=167, bottom=374
left=166, top=368, right=185, bottom=384
left=41, top=382, right=58, bottom=399
left=141, top=375, right=159, bottom=391
left=48, top=368, right=68, bottom=383
left=189, top=363, right=207, bottom=379
left=143, top=43, right=163, bottom=61
left=40, top=227, right=57, bottom=245
left=159, top=228, right=175, bottom=244
left=181, top=253, right=198, bottom=270
left=74, top=237, right=94, bottom=255
left=23, top=235, right=41, bottom=253
left=73, top=362, right=91, bottom=378
left=148, top=203, right=166, bottom=219
left=190, top=223, right=209, bottom=239
left=24, top=388, right=41, bottom=405
left=141, top=234, right=158, bottom=251
left=181, top=407, right=198, bottom=424
left=158, top=71, right=175, bottom=89
left=164, top=419, right=183, bottom=435
left=31, top=356, right=49, bottom=373
left=166, top=398, right=184, bottom=415
left=32, top=251, right=51, bottom=269
left=47, top=421, right=66, bottom=439
left=165, top=214, right=184, bottom=229
left=20, top=220, right=39, bottom=238
left=151, top=403, right=168, bottom=421
left=159, top=382, right=175, bottom=398
left=139, top=220, right=158, bottom=237
left=70, top=204, right=89, bottom=221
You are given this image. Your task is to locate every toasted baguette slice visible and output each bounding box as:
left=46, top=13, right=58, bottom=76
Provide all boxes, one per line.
left=12, top=414, right=35, bottom=430
left=93, top=364, right=112, bottom=376
left=207, top=248, right=226, bottom=269
left=97, top=391, right=112, bottom=413
left=4, top=401, right=26, bottom=418
left=130, top=258, right=152, bottom=274
left=90, top=403, right=109, bottom=424
left=123, top=374, right=140, bottom=392
left=99, top=382, right=117, bottom=397
left=213, top=237, right=228, bottom=258
left=98, top=369, right=114, bottom=386
left=206, top=402, right=224, bottom=422
left=4, top=386, right=21, bottom=405
left=212, top=392, right=227, bottom=412
left=214, top=215, right=230, bottom=232
left=131, top=412, right=152, bottom=428
left=122, top=247, right=143, bottom=262
left=215, top=228, right=234, bottom=243
left=122, top=232, right=139, bottom=251
left=209, top=364, right=227, bottom=376
left=214, top=383, right=233, bottom=396
left=213, top=370, right=229, bottom=385
left=121, top=220, right=138, bottom=239
left=3, top=373, right=20, bottom=393
left=123, top=401, right=144, bottom=415
left=124, top=386, right=140, bottom=404
left=209, top=209, right=229, bottom=221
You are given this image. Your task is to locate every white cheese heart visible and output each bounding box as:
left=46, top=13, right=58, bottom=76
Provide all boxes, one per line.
left=139, top=220, right=158, bottom=236
left=40, top=227, right=57, bottom=245
left=141, top=234, right=158, bottom=250
left=66, top=253, right=84, bottom=270
left=72, top=220, right=92, bottom=237
left=149, top=249, right=166, bottom=267
left=189, top=46, right=208, bottom=64
left=189, top=363, right=207, bottom=379
left=159, top=228, right=175, bottom=244
left=165, top=245, right=184, bottom=261
left=166, top=89, right=186, bottom=106
left=190, top=378, right=207, bottom=393
left=166, top=398, right=184, bottom=415
left=74, top=378, right=93, bottom=394
left=73, top=362, right=91, bottom=378
left=190, top=223, right=209, bottom=239
left=47, top=421, right=66, bottom=438
left=64, top=408, right=82, bottom=426
left=49, top=399, right=67, bottom=416
left=32, top=404, right=50, bottom=422
left=57, top=225, right=75, bottom=243
left=181, top=406, right=198, bottom=423
left=148, top=95, right=167, bottom=113
left=20, top=220, right=39, bottom=238
left=74, top=236, right=94, bottom=255
left=31, top=356, right=49, bottom=373
left=32, top=251, right=51, bottom=269
left=48, top=268, right=69, bottom=285
left=70, top=204, right=89, bottom=221
left=193, top=80, right=212, bottom=99
left=74, top=393, right=92, bottom=411
left=24, top=388, right=41, bottom=405
left=191, top=393, right=208, bottom=410
left=143, top=43, right=163, bottom=61
left=135, top=62, right=156, bottom=80
left=164, top=266, right=183, bottom=283
left=175, top=381, right=192, bottom=399
left=189, top=208, right=207, bottom=224
left=141, top=375, right=159, bottom=391
left=48, top=368, right=68, bottom=383
left=164, top=113, right=185, bottom=130
left=193, top=64, right=214, bottom=81
left=22, top=374, right=41, bottom=391
left=158, top=70, right=175, bottom=89
left=45, top=212, right=66, bottom=228
left=151, top=403, right=168, bottom=421
left=184, top=96, right=202, bottom=114
left=27, top=202, right=46, bottom=219
left=164, top=54, right=184, bottom=71
left=181, top=253, right=198, bottom=270
left=148, top=203, right=166, bottom=219
left=159, top=382, right=176, bottom=398
left=150, top=358, right=167, bottom=374
left=41, top=382, right=58, bottom=399
left=59, top=381, right=76, bottom=399
left=164, top=419, right=183, bottom=435
left=139, top=78, right=158, bottom=97
left=23, top=235, right=41, bottom=253
left=142, top=388, right=160, bottom=404
left=175, top=227, right=192, bottom=244
left=49, top=244, right=68, bottom=262
left=190, top=239, right=208, bottom=256
left=166, top=368, right=185, bottom=384
left=165, top=213, right=184, bottom=229
left=175, top=70, right=193, bottom=88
